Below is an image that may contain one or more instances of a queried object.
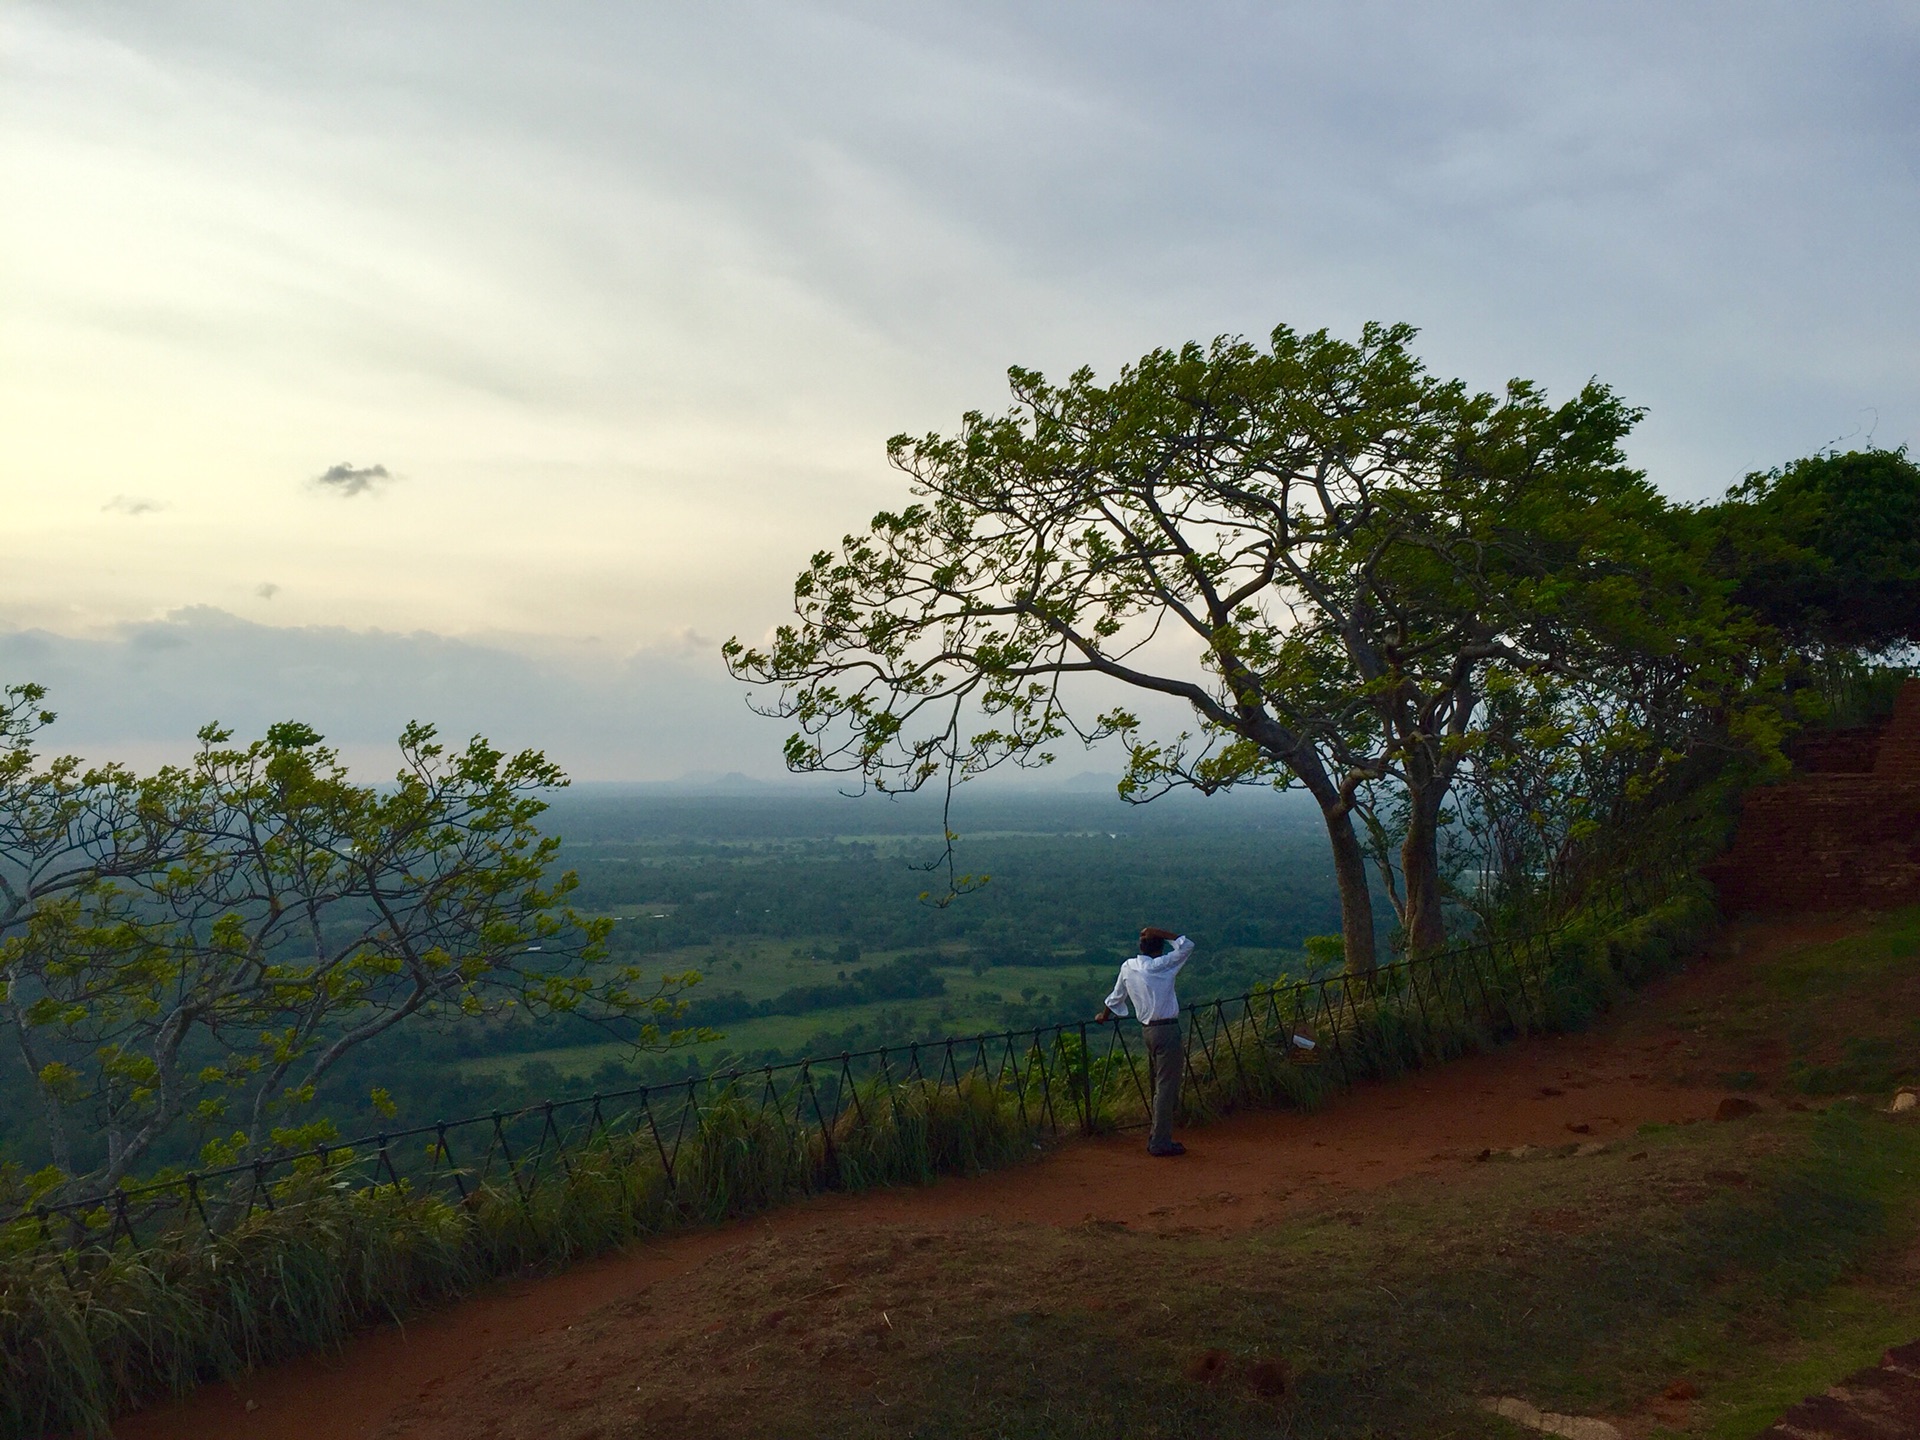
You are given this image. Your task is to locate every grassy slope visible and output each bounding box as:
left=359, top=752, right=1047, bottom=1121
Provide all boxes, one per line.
left=449, top=907, right=1920, bottom=1440
left=1665, top=910, right=1920, bottom=1098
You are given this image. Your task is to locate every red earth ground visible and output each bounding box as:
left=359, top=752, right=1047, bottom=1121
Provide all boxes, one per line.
left=109, top=916, right=1860, bottom=1440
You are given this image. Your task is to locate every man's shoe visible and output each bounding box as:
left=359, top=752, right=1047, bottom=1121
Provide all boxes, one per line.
left=1147, top=1141, right=1186, bottom=1157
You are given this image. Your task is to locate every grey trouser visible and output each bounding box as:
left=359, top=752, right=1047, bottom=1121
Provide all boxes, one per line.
left=1144, top=1021, right=1183, bottom=1149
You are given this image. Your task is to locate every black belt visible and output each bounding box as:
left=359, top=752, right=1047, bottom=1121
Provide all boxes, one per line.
left=1144, top=1017, right=1180, bottom=1028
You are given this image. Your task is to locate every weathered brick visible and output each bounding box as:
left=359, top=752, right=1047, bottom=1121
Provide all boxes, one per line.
left=1705, top=680, right=1920, bottom=913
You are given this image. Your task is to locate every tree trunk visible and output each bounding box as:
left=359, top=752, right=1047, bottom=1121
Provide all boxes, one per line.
left=1326, top=806, right=1380, bottom=973
left=1289, top=746, right=1379, bottom=974
left=1399, top=785, right=1449, bottom=956
left=7, top=1021, right=73, bottom=1177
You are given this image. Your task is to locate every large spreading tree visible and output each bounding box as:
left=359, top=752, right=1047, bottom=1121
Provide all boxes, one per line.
left=728, top=323, right=1711, bottom=969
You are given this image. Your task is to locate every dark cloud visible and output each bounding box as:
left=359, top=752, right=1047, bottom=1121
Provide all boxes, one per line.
left=311, top=462, right=391, bottom=497
left=102, top=495, right=164, bottom=516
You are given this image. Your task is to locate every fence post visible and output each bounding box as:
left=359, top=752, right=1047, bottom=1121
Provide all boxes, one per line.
left=1318, top=978, right=1350, bottom=1084
left=1077, top=1021, right=1093, bottom=1135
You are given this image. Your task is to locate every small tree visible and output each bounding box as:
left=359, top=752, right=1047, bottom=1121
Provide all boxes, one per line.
left=0, top=685, right=697, bottom=1194
left=727, top=323, right=1704, bottom=967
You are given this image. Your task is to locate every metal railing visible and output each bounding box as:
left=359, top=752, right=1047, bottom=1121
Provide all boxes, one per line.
left=4, top=865, right=1684, bottom=1260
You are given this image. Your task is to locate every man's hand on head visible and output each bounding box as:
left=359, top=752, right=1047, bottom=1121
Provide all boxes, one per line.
left=1141, top=926, right=1178, bottom=942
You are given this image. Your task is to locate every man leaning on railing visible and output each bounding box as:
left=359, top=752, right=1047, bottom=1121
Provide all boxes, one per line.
left=1094, top=926, right=1194, bottom=1157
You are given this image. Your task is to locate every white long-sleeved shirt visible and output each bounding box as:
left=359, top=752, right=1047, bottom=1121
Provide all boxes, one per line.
left=1103, top=935, right=1194, bottom=1025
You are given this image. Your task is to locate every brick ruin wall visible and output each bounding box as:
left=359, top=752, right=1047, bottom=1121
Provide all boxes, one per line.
left=1707, top=679, right=1920, bottom=913
left=1787, top=727, right=1885, bottom=774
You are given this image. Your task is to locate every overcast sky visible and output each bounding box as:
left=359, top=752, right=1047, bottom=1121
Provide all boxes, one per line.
left=3, top=2, right=1916, bottom=779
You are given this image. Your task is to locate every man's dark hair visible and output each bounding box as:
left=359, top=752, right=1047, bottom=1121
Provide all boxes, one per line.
left=1140, top=933, right=1166, bottom=958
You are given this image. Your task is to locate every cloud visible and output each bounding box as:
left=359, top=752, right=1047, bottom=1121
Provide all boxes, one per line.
left=7, top=3, right=1918, bottom=657
left=311, top=462, right=392, bottom=497
left=255, top=582, right=280, bottom=600
left=0, top=608, right=784, bottom=782
left=102, top=495, right=164, bottom=516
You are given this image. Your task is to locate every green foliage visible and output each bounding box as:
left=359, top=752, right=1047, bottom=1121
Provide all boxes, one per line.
left=1803, top=657, right=1915, bottom=729
left=1700, top=446, right=1920, bottom=654
left=728, top=322, right=1752, bottom=969
left=2, top=1177, right=478, bottom=1440
left=0, top=692, right=698, bottom=1194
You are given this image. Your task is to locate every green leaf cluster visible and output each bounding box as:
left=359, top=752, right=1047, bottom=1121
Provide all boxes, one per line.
left=0, top=690, right=696, bottom=1197
left=1695, top=445, right=1920, bottom=655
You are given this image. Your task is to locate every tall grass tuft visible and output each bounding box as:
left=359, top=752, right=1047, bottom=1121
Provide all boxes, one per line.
left=2, top=1181, right=481, bottom=1440
left=0, top=1066, right=1051, bottom=1438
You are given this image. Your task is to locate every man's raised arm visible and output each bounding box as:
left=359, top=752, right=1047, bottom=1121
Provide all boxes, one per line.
left=1141, top=933, right=1193, bottom=973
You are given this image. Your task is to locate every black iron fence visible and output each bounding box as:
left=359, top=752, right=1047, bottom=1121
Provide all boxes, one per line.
left=3, top=864, right=1688, bottom=1262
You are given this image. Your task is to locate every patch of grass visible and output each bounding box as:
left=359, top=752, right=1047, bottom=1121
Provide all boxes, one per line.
left=1788, top=1034, right=1916, bottom=1094
left=1678, top=905, right=1920, bottom=1098
left=1551, top=1109, right=1912, bottom=1403
left=1690, top=1281, right=1920, bottom=1439
left=1760, top=907, right=1920, bottom=996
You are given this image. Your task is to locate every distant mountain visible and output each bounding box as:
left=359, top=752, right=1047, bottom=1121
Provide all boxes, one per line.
left=566, top=768, right=1126, bottom=797
left=563, top=771, right=833, bottom=797
left=1056, top=770, right=1121, bottom=793
left=674, top=770, right=776, bottom=792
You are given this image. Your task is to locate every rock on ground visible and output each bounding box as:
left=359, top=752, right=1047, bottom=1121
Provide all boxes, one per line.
left=1480, top=1396, right=1623, bottom=1439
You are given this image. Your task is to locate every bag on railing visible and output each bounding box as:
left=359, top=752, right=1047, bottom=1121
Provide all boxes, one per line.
left=1287, top=1022, right=1320, bottom=1064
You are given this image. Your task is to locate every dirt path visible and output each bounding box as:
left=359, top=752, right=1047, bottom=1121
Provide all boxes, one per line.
left=111, top=956, right=1776, bottom=1440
